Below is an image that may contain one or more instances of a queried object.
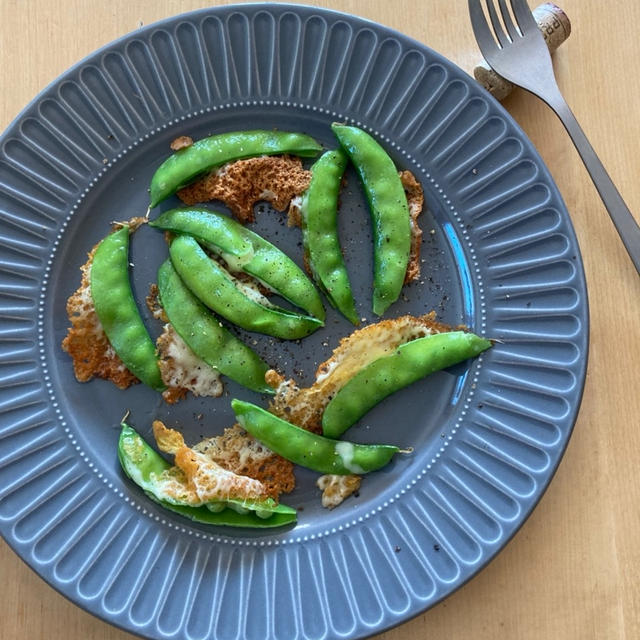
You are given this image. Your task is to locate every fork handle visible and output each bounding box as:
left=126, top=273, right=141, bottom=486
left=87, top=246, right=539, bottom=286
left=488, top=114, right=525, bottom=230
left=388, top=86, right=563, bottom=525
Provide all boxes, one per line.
left=544, top=89, right=640, bottom=274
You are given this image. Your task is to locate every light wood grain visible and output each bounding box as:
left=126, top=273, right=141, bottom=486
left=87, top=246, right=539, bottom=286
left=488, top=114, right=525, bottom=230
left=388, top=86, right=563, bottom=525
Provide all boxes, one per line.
left=1, top=1, right=639, bottom=639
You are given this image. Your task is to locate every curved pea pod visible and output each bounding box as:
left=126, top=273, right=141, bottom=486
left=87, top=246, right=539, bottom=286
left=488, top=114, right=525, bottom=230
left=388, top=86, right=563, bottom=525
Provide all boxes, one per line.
left=231, top=399, right=399, bottom=475
left=322, top=331, right=492, bottom=438
left=91, top=226, right=165, bottom=391
left=150, top=207, right=325, bottom=321
left=169, top=234, right=323, bottom=339
left=118, top=422, right=297, bottom=528
left=300, top=149, right=359, bottom=325
left=331, top=123, right=411, bottom=316
left=150, top=130, right=323, bottom=207
left=157, top=260, right=273, bottom=395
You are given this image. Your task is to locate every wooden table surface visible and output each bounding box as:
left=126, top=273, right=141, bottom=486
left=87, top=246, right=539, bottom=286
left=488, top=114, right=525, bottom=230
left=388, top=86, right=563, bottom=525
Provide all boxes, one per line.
left=1, top=1, right=638, bottom=638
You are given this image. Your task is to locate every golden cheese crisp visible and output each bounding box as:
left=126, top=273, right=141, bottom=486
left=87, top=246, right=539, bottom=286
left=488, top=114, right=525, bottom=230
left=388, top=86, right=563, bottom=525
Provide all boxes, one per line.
left=152, top=420, right=267, bottom=504
left=266, top=312, right=452, bottom=508
left=62, top=243, right=138, bottom=389
left=177, top=155, right=311, bottom=223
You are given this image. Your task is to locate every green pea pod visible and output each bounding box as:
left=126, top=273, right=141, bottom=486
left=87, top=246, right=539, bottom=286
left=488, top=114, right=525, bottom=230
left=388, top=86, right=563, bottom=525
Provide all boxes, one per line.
left=322, top=332, right=492, bottom=438
left=118, top=422, right=297, bottom=528
left=231, top=399, right=399, bottom=475
left=331, top=124, right=411, bottom=316
left=150, top=207, right=325, bottom=321
left=91, top=226, right=165, bottom=391
left=150, top=130, right=323, bottom=207
left=169, top=234, right=323, bottom=339
left=300, top=149, right=359, bottom=325
left=157, top=260, right=273, bottom=395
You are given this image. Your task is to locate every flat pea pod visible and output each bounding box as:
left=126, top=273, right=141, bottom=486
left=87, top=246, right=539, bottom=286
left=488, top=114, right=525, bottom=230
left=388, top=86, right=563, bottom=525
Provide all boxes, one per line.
left=118, top=422, right=297, bottom=528
left=231, top=399, right=399, bottom=475
left=150, top=130, right=323, bottom=207
left=157, top=260, right=273, bottom=395
left=169, top=234, right=323, bottom=339
left=91, top=226, right=165, bottom=391
left=300, top=149, right=359, bottom=325
left=331, top=123, right=411, bottom=316
left=322, top=332, right=492, bottom=438
left=150, top=207, right=325, bottom=321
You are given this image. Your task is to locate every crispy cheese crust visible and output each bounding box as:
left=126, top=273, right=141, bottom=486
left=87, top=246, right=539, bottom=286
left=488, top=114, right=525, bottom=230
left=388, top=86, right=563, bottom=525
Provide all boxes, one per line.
left=266, top=312, right=453, bottom=508
left=156, top=323, right=223, bottom=404
left=152, top=421, right=267, bottom=504
left=267, top=312, right=452, bottom=434
left=177, top=155, right=311, bottom=223
left=152, top=420, right=295, bottom=502
left=400, top=170, right=425, bottom=284
left=194, top=425, right=295, bottom=501
left=61, top=243, right=138, bottom=389
left=170, top=135, right=193, bottom=151
left=317, top=474, right=361, bottom=509
left=62, top=218, right=151, bottom=389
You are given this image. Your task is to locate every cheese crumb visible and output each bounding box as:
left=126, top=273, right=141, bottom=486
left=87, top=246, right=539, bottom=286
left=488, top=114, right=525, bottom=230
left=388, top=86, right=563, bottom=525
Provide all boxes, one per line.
left=317, top=474, right=361, bottom=509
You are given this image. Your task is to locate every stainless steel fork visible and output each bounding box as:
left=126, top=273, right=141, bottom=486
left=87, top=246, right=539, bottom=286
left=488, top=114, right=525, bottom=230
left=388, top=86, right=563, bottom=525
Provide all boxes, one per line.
left=469, top=0, right=640, bottom=274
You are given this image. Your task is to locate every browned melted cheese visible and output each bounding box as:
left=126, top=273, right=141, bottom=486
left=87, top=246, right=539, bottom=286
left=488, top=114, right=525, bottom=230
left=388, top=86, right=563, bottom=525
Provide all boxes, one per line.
left=170, top=135, right=193, bottom=151
left=152, top=421, right=268, bottom=504
left=267, top=312, right=452, bottom=508
left=317, top=474, right=361, bottom=509
left=146, top=284, right=225, bottom=404
left=61, top=243, right=138, bottom=389
left=177, top=155, right=311, bottom=223
left=194, top=424, right=295, bottom=501
left=267, top=312, right=452, bottom=434
left=61, top=218, right=151, bottom=389
left=400, top=170, right=424, bottom=284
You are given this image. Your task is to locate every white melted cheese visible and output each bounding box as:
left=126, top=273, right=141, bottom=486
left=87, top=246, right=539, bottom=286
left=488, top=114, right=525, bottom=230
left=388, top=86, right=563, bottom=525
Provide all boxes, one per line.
left=315, top=324, right=434, bottom=385
left=220, top=248, right=255, bottom=273
left=226, top=271, right=275, bottom=308
left=289, top=194, right=304, bottom=211
left=335, top=442, right=366, bottom=474
left=316, top=474, right=361, bottom=509
left=163, top=326, right=223, bottom=397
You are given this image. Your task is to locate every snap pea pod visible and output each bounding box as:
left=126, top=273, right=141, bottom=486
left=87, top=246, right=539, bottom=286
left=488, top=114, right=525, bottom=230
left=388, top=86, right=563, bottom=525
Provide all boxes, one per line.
left=322, top=332, right=492, bottom=438
left=118, top=422, right=297, bottom=528
left=150, top=130, right=323, bottom=207
left=150, top=207, right=325, bottom=321
left=169, top=234, right=323, bottom=339
left=157, top=260, right=273, bottom=395
left=331, top=124, right=411, bottom=316
left=300, top=149, right=359, bottom=325
left=91, top=226, right=165, bottom=391
left=231, top=399, right=399, bottom=475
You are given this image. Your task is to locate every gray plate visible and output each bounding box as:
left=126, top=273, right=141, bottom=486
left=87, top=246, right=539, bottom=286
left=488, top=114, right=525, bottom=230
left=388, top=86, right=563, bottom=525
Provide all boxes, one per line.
left=0, top=4, right=588, bottom=640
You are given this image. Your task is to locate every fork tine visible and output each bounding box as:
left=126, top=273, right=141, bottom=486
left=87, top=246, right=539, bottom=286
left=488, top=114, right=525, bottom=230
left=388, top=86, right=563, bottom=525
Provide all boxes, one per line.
left=509, top=0, right=539, bottom=34
left=484, top=0, right=510, bottom=47
left=468, top=0, right=500, bottom=56
left=497, top=0, right=520, bottom=40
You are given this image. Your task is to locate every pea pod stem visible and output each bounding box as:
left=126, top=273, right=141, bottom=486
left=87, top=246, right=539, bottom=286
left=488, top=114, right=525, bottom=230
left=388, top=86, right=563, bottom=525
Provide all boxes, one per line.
left=118, top=422, right=297, bottom=528
left=231, top=399, right=399, bottom=475
left=91, top=226, right=165, bottom=391
left=322, top=331, right=492, bottom=438
left=150, top=130, right=323, bottom=207
left=331, top=124, right=411, bottom=316
left=150, top=207, right=325, bottom=321
left=169, top=234, right=323, bottom=339
left=300, top=149, right=359, bottom=325
left=157, top=260, right=273, bottom=394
